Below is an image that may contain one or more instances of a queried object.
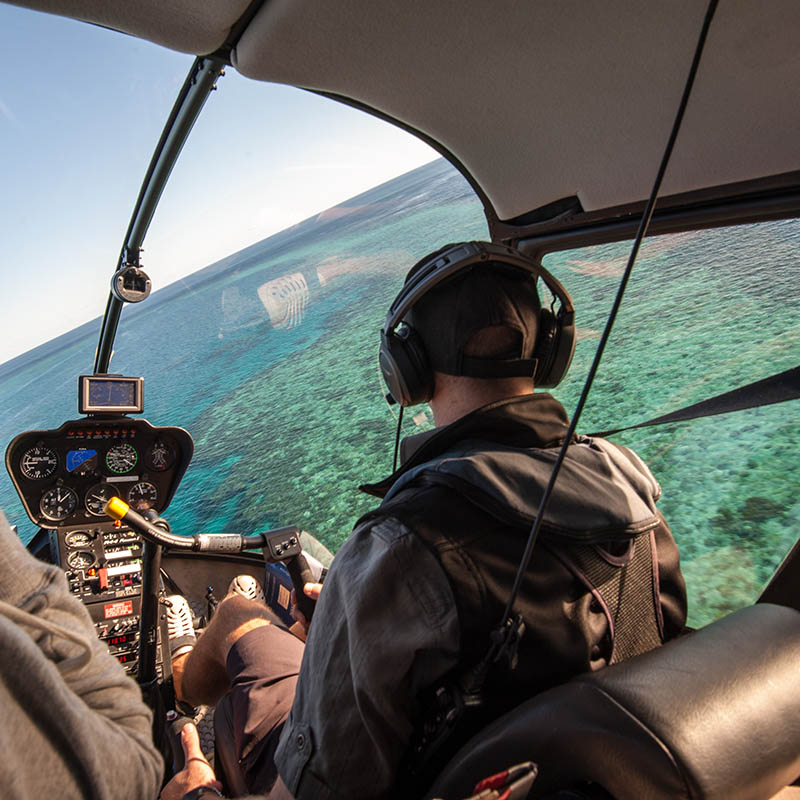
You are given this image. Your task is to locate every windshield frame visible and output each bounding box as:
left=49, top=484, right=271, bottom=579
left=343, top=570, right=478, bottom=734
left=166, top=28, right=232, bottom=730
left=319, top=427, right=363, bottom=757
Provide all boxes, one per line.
left=94, top=56, right=226, bottom=374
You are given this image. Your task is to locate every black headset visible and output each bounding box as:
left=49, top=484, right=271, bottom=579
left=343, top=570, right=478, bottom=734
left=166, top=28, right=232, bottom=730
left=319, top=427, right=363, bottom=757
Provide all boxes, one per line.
left=379, top=241, right=576, bottom=407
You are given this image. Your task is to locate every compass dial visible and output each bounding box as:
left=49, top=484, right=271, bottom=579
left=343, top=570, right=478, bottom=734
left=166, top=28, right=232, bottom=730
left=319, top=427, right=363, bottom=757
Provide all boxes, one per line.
left=128, top=481, right=158, bottom=511
left=85, top=484, right=118, bottom=516
left=105, top=443, right=138, bottom=474
left=20, top=446, right=58, bottom=480
left=40, top=486, right=78, bottom=521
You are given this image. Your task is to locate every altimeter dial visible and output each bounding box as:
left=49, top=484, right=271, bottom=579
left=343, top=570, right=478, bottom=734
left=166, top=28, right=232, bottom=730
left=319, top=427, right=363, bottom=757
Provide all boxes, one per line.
left=85, top=483, right=118, bottom=516
left=40, top=486, right=78, bottom=521
left=20, top=446, right=58, bottom=480
left=105, top=443, right=138, bottom=474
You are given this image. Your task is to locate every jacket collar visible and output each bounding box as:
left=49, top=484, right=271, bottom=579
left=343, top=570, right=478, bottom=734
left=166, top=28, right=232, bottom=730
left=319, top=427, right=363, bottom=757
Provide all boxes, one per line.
left=360, top=393, right=573, bottom=498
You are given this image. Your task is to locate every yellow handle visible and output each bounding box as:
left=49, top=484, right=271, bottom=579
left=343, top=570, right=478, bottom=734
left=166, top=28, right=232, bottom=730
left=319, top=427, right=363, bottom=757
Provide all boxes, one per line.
left=105, top=496, right=130, bottom=520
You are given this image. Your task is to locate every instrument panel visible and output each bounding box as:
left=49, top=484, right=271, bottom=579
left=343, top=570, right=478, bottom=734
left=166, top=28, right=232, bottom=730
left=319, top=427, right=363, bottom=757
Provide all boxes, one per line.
left=6, top=417, right=193, bottom=528
left=56, top=520, right=155, bottom=676
left=6, top=415, right=191, bottom=678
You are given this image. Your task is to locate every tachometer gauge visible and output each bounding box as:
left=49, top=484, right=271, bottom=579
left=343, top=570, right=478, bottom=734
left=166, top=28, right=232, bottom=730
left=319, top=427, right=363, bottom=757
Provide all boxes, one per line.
left=67, top=550, right=95, bottom=570
left=40, top=487, right=78, bottom=521
left=145, top=439, right=174, bottom=471
left=20, top=446, right=58, bottom=480
left=65, top=531, right=92, bottom=548
left=128, top=481, right=158, bottom=511
left=105, top=443, right=138, bottom=474
left=85, top=484, right=118, bottom=517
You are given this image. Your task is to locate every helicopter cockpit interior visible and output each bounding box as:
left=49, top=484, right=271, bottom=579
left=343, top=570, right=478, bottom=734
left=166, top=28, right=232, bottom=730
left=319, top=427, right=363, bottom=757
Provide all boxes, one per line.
left=1, top=0, right=799, bottom=798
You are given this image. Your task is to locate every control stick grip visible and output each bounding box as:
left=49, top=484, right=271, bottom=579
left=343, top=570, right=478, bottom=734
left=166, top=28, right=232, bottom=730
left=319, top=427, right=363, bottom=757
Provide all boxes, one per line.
left=286, top=553, right=317, bottom=622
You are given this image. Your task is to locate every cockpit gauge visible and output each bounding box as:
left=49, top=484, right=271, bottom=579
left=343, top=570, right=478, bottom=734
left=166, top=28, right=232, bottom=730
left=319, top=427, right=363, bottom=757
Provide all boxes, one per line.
left=66, top=550, right=95, bottom=571
left=85, top=484, right=118, bottom=517
left=65, top=531, right=92, bottom=548
left=40, top=486, right=79, bottom=521
left=20, top=446, right=58, bottom=480
left=145, top=439, right=174, bottom=471
left=128, top=481, right=158, bottom=511
left=67, top=448, right=98, bottom=476
left=105, top=443, right=138, bottom=474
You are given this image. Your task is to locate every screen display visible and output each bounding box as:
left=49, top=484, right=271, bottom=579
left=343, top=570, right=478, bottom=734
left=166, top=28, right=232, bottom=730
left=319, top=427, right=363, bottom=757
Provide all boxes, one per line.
left=89, top=379, right=136, bottom=407
left=66, top=448, right=97, bottom=473
left=79, top=376, right=143, bottom=413
left=116, top=652, right=136, bottom=664
left=107, top=633, right=135, bottom=646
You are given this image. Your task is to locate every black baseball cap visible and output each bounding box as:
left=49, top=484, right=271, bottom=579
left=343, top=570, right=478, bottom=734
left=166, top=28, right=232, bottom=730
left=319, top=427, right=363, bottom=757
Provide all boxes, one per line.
left=404, top=244, right=541, bottom=378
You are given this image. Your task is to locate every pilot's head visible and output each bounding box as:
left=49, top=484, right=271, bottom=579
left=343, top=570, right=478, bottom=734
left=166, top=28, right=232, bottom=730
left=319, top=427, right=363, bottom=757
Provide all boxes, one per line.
left=379, top=241, right=575, bottom=421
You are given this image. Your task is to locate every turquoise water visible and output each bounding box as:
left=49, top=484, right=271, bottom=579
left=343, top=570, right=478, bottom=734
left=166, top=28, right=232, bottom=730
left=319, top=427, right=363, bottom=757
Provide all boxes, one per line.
left=1, top=159, right=798, bottom=627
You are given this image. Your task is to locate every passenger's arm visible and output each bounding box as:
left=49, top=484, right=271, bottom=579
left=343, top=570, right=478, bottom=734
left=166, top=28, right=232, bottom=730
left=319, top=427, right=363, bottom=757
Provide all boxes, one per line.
left=0, top=511, right=163, bottom=799
left=274, top=517, right=460, bottom=800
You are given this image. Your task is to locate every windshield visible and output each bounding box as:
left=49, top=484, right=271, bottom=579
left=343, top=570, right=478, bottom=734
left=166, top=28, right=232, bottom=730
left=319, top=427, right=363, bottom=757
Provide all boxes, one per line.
left=0, top=5, right=477, bottom=543
left=1, top=5, right=797, bottom=632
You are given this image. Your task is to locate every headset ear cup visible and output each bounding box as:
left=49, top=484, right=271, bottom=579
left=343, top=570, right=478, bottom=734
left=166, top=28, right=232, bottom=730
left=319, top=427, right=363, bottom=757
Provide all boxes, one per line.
left=534, top=308, right=576, bottom=388
left=379, top=327, right=433, bottom=406
left=533, top=308, right=558, bottom=386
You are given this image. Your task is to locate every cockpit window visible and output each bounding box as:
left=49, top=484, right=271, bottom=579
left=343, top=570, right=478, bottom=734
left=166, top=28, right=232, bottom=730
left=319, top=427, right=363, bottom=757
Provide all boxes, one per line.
left=0, top=6, right=190, bottom=518
left=0, top=5, right=192, bottom=366
left=0, top=5, right=483, bottom=555
left=0, top=156, right=485, bottom=544
left=543, top=220, right=800, bottom=627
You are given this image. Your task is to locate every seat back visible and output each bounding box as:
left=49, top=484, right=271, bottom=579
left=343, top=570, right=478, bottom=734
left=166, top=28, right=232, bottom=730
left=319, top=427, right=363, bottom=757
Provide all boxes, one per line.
left=427, top=604, right=800, bottom=799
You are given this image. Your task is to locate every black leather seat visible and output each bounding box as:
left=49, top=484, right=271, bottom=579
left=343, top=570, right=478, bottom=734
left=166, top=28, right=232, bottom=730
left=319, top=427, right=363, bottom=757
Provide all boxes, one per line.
left=427, top=603, right=800, bottom=799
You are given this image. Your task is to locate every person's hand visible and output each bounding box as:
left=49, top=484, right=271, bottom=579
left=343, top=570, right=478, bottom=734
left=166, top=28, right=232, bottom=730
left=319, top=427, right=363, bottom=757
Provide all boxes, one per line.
left=160, top=722, right=222, bottom=800
left=289, top=582, right=323, bottom=642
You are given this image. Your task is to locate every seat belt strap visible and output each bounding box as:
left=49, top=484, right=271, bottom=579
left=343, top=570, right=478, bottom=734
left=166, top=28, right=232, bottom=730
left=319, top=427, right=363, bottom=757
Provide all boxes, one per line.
left=591, top=365, right=799, bottom=438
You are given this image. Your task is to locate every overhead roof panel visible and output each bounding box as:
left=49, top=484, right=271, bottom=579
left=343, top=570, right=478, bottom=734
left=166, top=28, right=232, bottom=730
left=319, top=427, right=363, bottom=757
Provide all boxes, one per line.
left=5, top=0, right=253, bottom=54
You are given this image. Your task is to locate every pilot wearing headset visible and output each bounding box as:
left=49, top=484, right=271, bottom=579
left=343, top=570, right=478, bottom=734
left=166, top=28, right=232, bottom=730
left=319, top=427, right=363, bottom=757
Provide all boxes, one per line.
left=163, top=241, right=686, bottom=800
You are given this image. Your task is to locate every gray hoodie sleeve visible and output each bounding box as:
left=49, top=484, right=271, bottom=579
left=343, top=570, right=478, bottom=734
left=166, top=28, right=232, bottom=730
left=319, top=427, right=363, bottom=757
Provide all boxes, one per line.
left=0, top=510, right=163, bottom=799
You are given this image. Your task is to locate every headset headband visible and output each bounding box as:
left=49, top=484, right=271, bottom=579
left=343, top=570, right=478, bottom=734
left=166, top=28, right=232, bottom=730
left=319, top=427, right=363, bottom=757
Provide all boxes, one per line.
left=383, top=241, right=574, bottom=335
left=379, top=241, right=576, bottom=406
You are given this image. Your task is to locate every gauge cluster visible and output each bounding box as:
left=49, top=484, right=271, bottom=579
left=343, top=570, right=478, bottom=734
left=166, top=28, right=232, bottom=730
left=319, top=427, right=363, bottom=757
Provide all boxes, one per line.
left=5, top=418, right=193, bottom=528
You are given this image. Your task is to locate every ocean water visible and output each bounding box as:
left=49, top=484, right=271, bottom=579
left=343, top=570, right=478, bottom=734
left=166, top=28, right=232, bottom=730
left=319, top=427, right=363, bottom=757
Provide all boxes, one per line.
left=1, top=158, right=798, bottom=628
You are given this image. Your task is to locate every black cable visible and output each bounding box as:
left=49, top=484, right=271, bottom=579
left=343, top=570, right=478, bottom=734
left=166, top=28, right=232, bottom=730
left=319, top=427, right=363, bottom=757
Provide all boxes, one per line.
left=495, top=0, right=720, bottom=639
left=392, top=406, right=404, bottom=473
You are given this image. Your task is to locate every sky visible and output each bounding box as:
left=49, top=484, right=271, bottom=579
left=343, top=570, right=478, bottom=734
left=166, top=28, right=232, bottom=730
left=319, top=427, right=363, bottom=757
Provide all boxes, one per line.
left=0, top=4, right=437, bottom=365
